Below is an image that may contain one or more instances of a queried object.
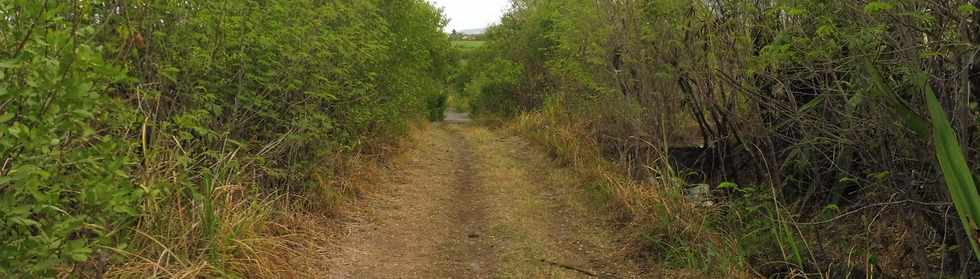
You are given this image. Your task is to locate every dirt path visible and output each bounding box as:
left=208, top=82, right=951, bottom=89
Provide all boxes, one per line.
left=328, top=117, right=641, bottom=278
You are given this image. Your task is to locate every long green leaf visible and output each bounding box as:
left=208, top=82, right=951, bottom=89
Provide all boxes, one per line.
left=923, top=76, right=980, bottom=261
left=863, top=61, right=930, bottom=136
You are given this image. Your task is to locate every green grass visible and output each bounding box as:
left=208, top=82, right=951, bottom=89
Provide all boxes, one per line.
left=452, top=40, right=486, bottom=50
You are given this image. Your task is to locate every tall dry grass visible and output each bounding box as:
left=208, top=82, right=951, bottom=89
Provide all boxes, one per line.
left=97, top=123, right=427, bottom=278
left=506, top=113, right=751, bottom=277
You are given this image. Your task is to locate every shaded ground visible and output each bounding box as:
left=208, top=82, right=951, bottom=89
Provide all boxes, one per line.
left=328, top=114, right=642, bottom=278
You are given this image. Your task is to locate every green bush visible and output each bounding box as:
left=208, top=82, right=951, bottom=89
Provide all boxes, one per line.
left=463, top=58, right=523, bottom=116
left=0, top=0, right=451, bottom=276
left=464, top=0, right=980, bottom=276
left=426, top=94, right=449, bottom=121
left=0, top=2, right=139, bottom=275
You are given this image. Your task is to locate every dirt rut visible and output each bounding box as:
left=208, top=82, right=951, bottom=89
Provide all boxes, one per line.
left=327, top=121, right=641, bottom=278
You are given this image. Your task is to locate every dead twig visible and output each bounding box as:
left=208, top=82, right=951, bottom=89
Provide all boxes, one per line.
left=540, top=258, right=598, bottom=277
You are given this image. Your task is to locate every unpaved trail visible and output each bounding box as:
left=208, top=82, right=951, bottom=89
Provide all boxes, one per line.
left=328, top=114, right=642, bottom=278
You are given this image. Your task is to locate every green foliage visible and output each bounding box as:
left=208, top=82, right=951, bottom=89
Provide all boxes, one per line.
left=924, top=77, right=980, bottom=261
left=468, top=59, right=523, bottom=116
left=469, top=0, right=980, bottom=276
left=0, top=2, right=139, bottom=275
left=0, top=0, right=451, bottom=276
left=452, top=40, right=487, bottom=50
left=426, top=94, right=448, bottom=121
left=717, top=184, right=809, bottom=270
left=959, top=4, right=979, bottom=15
left=864, top=1, right=896, bottom=14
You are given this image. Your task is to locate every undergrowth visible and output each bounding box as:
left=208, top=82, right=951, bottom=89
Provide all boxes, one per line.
left=0, top=0, right=449, bottom=277
left=461, top=0, right=979, bottom=277
left=505, top=113, right=751, bottom=277
left=104, top=122, right=425, bottom=278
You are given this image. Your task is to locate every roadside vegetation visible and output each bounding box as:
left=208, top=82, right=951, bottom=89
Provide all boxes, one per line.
left=451, top=41, right=487, bottom=51
left=0, top=0, right=449, bottom=277
left=5, top=0, right=980, bottom=278
left=457, top=0, right=980, bottom=277
left=448, top=39, right=486, bottom=112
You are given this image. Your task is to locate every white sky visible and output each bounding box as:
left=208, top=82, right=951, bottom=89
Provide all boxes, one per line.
left=429, top=0, right=511, bottom=32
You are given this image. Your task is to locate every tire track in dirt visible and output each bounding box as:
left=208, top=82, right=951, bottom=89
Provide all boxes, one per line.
left=442, top=124, right=497, bottom=277
left=327, top=119, right=643, bottom=278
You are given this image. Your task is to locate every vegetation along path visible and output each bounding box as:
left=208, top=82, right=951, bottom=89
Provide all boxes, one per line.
left=327, top=115, right=642, bottom=278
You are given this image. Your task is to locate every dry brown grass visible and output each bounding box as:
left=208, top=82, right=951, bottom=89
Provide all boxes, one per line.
left=98, top=122, right=429, bottom=278
left=506, top=112, right=753, bottom=278
left=508, top=109, right=940, bottom=278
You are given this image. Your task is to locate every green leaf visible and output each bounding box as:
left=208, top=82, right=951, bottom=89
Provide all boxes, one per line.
left=959, top=4, right=978, bottom=15
left=824, top=204, right=840, bottom=211
left=8, top=216, right=41, bottom=227
left=160, top=66, right=179, bottom=83
left=815, top=24, right=835, bottom=37
left=847, top=92, right=865, bottom=109
left=863, top=61, right=929, bottom=136
left=924, top=78, right=980, bottom=261
left=718, top=181, right=738, bottom=190
left=800, top=95, right=824, bottom=112
left=865, top=1, right=895, bottom=14
left=8, top=124, right=25, bottom=137
left=0, top=59, right=17, bottom=68
left=64, top=240, right=93, bottom=262
left=785, top=7, right=806, bottom=17
left=0, top=113, right=14, bottom=123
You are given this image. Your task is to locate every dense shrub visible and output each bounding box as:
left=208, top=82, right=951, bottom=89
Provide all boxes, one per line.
left=427, top=95, right=449, bottom=121
left=0, top=0, right=450, bottom=276
left=466, top=59, right=523, bottom=116
left=463, top=0, right=979, bottom=276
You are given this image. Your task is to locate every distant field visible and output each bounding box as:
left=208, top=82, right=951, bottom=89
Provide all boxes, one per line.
left=452, top=40, right=485, bottom=50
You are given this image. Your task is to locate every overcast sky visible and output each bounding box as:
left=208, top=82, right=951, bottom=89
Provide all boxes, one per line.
left=429, top=0, right=511, bottom=32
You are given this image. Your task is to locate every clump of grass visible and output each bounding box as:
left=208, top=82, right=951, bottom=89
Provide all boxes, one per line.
left=101, top=122, right=424, bottom=278
left=506, top=112, right=751, bottom=277
left=106, top=183, right=306, bottom=278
